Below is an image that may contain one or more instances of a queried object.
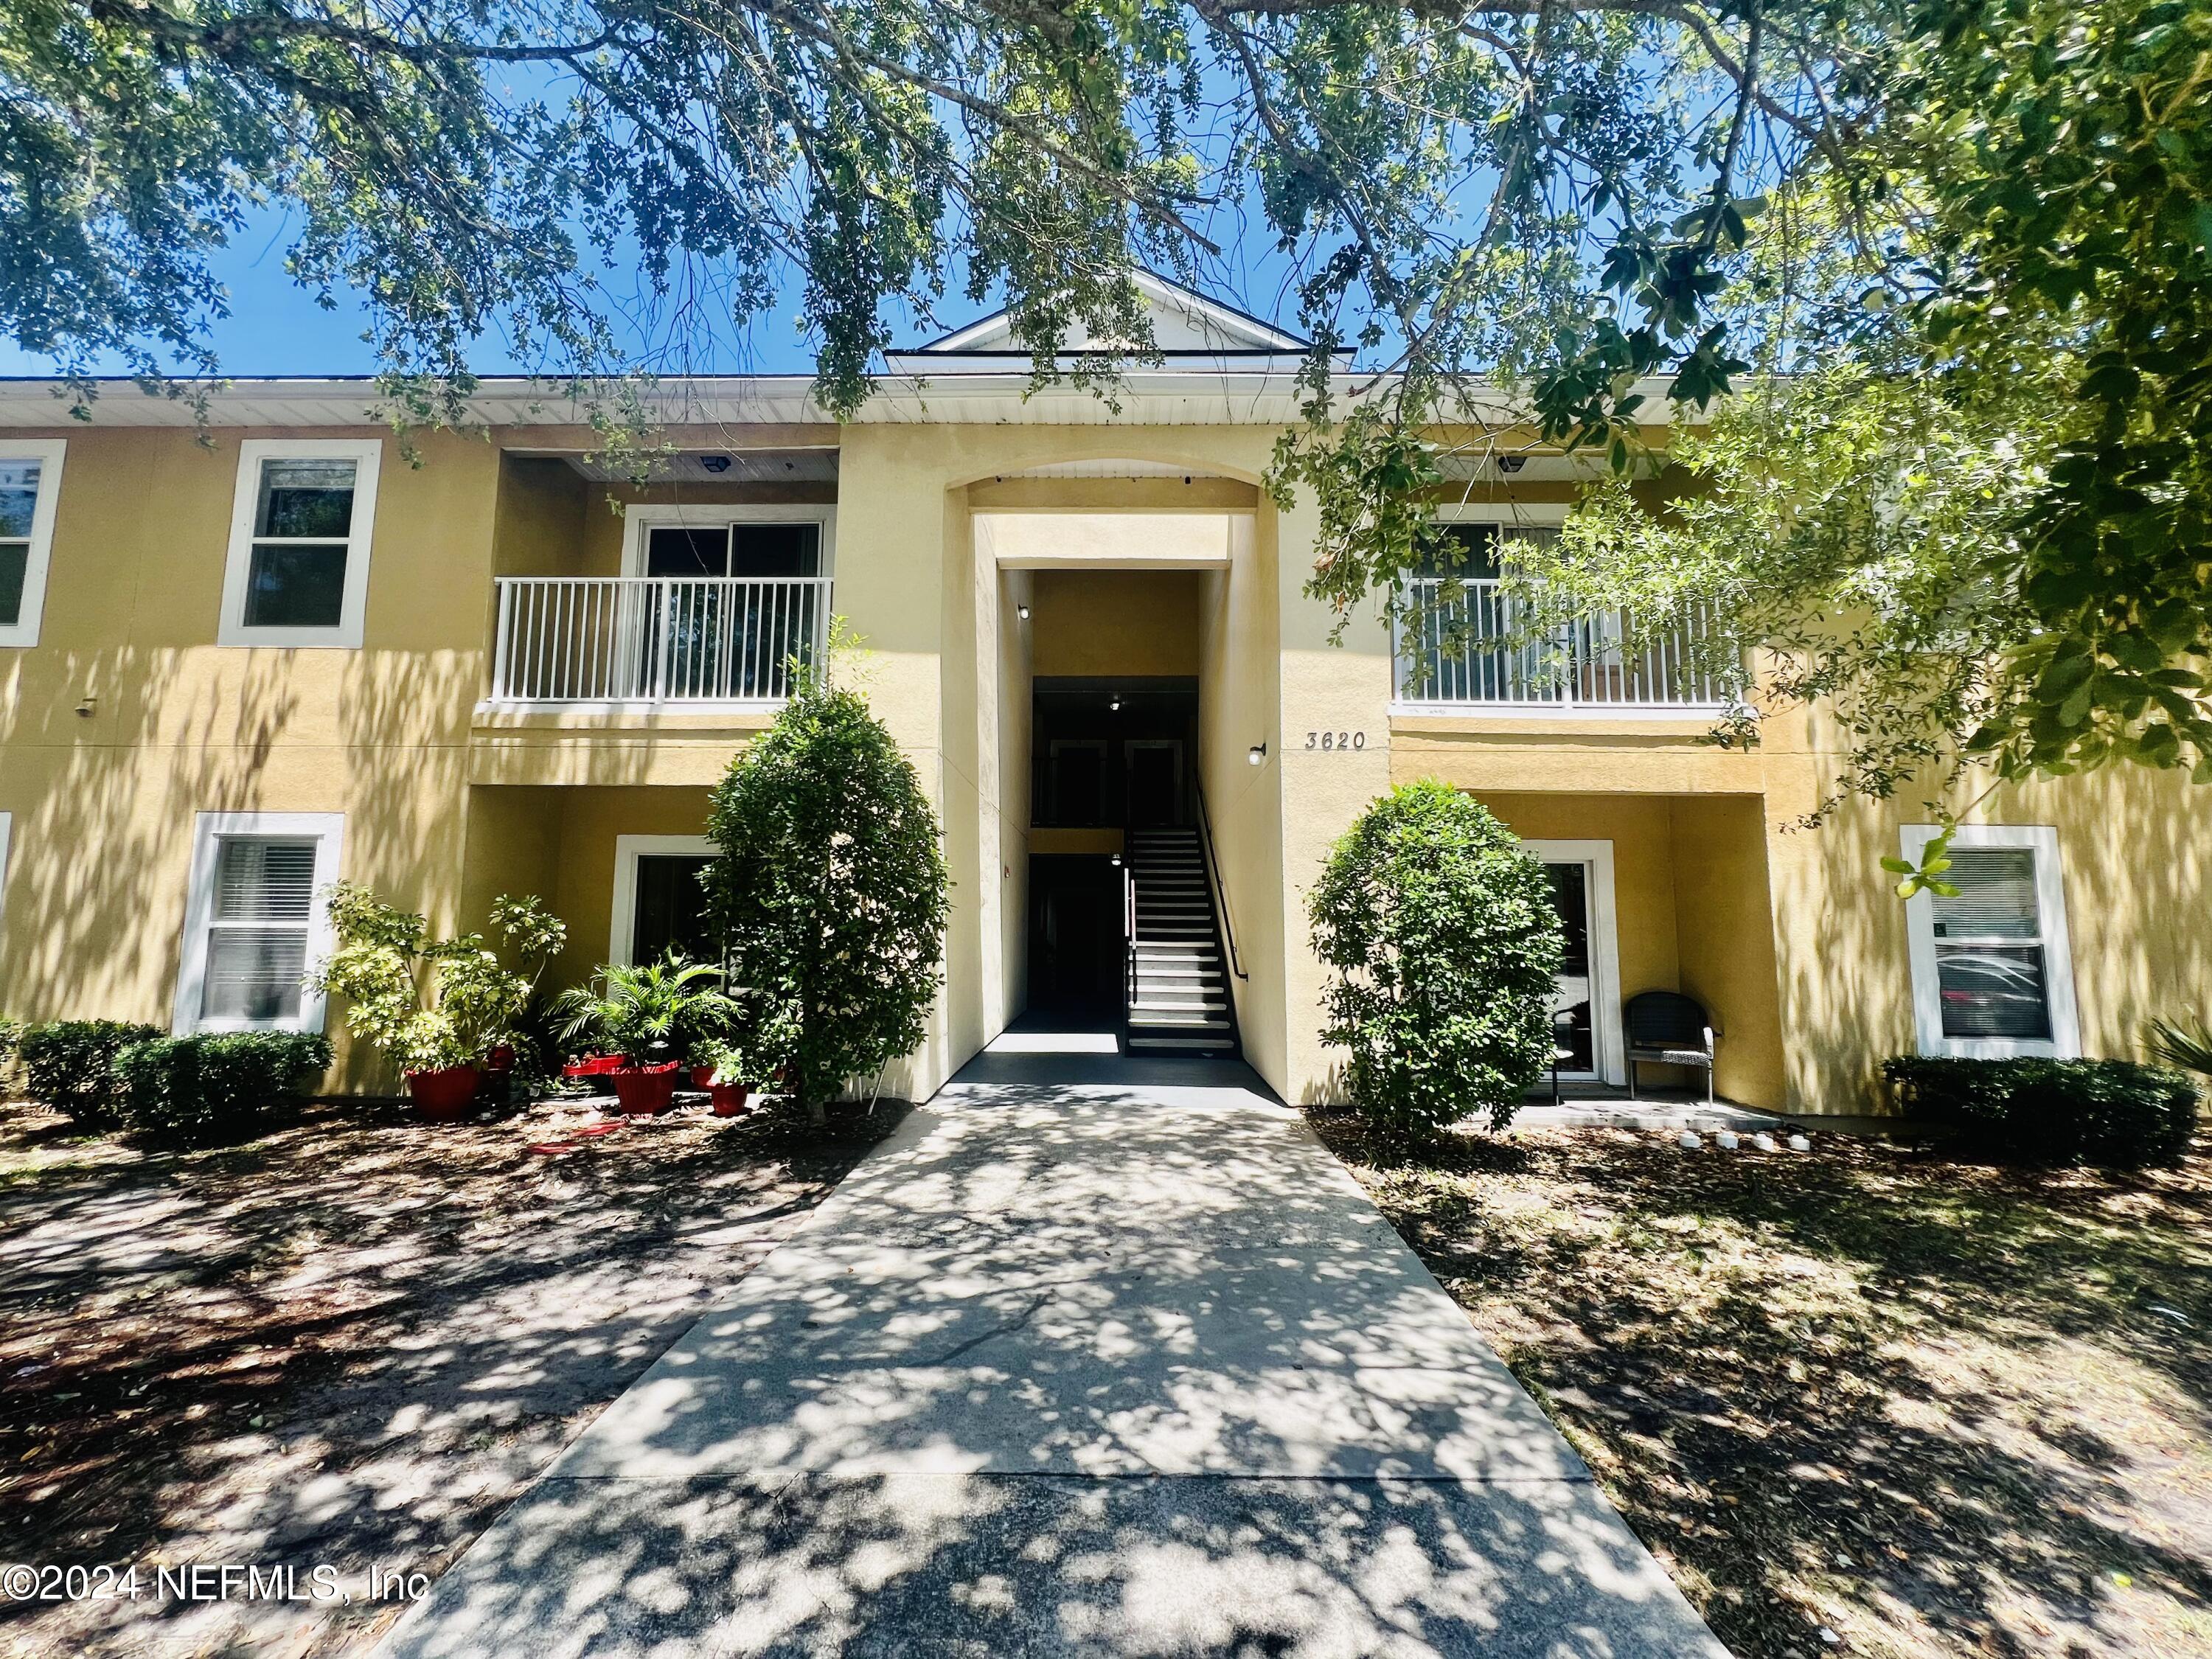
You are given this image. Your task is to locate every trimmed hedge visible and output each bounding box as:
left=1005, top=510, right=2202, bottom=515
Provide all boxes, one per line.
left=17, top=1020, right=163, bottom=1128
left=111, top=1032, right=333, bottom=1144
left=1883, top=1055, right=2201, bottom=1168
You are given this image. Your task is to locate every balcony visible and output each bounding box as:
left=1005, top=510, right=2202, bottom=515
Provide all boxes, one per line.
left=1393, top=577, right=1733, bottom=713
left=489, top=577, right=831, bottom=706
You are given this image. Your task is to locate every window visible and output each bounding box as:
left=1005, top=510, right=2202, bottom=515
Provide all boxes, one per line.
left=611, top=835, right=720, bottom=967
left=173, top=813, right=344, bottom=1033
left=1902, top=824, right=2079, bottom=1059
left=219, top=440, right=381, bottom=647
left=0, top=439, right=66, bottom=647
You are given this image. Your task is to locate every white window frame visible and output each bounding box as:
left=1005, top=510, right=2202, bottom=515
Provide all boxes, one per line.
left=218, top=439, right=383, bottom=649
left=0, top=439, right=68, bottom=648
left=1902, top=822, right=2079, bottom=1060
left=173, top=811, right=346, bottom=1034
left=619, top=502, right=838, bottom=577
left=1523, top=838, right=1625, bottom=1085
left=0, top=812, right=12, bottom=935
left=610, top=834, right=719, bottom=966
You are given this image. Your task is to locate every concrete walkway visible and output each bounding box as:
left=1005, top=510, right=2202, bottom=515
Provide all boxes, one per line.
left=377, top=1040, right=1726, bottom=1658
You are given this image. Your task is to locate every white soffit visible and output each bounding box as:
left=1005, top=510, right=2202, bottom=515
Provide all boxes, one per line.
left=541, top=449, right=840, bottom=483
left=976, top=509, right=1246, bottom=569
left=993, top=459, right=1231, bottom=480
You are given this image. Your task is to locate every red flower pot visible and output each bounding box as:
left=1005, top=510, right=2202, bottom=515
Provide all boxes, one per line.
left=562, top=1054, right=624, bottom=1079
left=609, top=1062, right=681, bottom=1116
left=486, top=1044, right=517, bottom=1074
left=689, top=1065, right=717, bottom=1090
left=708, top=1082, right=750, bottom=1116
left=406, top=1065, right=481, bottom=1121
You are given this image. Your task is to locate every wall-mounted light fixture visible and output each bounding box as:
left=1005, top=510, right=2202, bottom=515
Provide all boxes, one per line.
left=1247, top=740, right=1267, bottom=766
left=1016, top=604, right=1031, bottom=621
left=1495, top=453, right=1527, bottom=474
left=1110, top=852, right=1122, bottom=868
left=74, top=695, right=97, bottom=719
left=1109, top=694, right=1122, bottom=712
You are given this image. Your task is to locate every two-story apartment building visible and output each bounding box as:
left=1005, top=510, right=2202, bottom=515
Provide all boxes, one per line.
left=2, top=276, right=2205, bottom=1114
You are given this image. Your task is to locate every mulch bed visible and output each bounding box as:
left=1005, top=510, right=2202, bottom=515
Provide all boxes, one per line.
left=1311, top=1113, right=2212, bottom=1659
left=0, top=1093, right=903, bottom=1658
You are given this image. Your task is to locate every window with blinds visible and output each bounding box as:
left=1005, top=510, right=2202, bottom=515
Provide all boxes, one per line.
left=201, top=838, right=319, bottom=1021
left=1930, top=848, right=2052, bottom=1040
left=244, top=459, right=358, bottom=629
left=0, top=456, right=45, bottom=627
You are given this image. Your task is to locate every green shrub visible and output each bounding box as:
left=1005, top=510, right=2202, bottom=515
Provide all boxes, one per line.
left=1308, top=781, right=1565, bottom=1138
left=17, top=1020, right=163, bottom=1127
left=111, top=1032, right=333, bottom=1144
left=553, top=953, right=740, bottom=1065
left=704, top=662, right=950, bottom=1112
left=1883, top=1055, right=2200, bottom=1168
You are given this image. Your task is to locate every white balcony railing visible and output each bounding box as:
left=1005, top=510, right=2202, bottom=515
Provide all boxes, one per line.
left=1394, top=577, right=1733, bottom=710
left=490, top=577, right=831, bottom=705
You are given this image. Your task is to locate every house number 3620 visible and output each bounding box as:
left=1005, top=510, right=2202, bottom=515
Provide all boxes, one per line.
left=1306, top=731, right=1366, bottom=751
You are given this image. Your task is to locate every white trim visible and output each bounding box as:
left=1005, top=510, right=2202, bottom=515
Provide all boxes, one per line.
left=0, top=439, right=66, bottom=647
left=218, top=439, right=383, bottom=648
left=1431, top=500, right=1572, bottom=526
left=0, top=812, right=12, bottom=936
left=1902, top=822, right=2079, bottom=1059
left=1389, top=700, right=1726, bottom=721
left=610, top=834, right=719, bottom=966
left=619, top=502, right=837, bottom=580
left=172, top=812, right=345, bottom=1034
left=1523, top=838, right=1625, bottom=1086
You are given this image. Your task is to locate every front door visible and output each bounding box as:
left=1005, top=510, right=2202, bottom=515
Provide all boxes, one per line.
left=1544, top=863, right=1598, bottom=1075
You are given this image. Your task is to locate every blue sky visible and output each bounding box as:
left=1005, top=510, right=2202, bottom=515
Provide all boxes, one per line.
left=0, top=197, right=1318, bottom=381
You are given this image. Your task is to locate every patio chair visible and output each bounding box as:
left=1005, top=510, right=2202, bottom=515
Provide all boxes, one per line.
left=1624, top=990, right=1717, bottom=1103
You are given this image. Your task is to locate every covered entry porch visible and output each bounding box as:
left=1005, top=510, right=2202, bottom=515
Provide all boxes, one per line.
left=1475, top=791, right=1787, bottom=1110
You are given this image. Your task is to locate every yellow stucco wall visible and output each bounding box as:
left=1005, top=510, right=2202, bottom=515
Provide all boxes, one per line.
left=1029, top=570, right=1202, bottom=679
left=2, top=417, right=2207, bottom=1118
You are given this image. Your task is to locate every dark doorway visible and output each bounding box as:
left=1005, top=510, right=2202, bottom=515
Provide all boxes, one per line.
left=1028, top=855, right=1123, bottom=1018
left=633, top=854, right=717, bottom=964
left=1031, top=679, right=1196, bottom=830
left=1124, top=740, right=1183, bottom=827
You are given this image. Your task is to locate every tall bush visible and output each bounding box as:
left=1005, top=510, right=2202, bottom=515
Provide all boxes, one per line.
left=705, top=672, right=948, bottom=1113
left=1309, top=782, right=1564, bottom=1138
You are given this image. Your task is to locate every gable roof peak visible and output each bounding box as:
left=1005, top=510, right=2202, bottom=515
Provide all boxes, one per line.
left=919, top=270, right=1310, bottom=356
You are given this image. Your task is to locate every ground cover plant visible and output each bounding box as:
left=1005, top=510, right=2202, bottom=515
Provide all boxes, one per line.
left=0, top=1093, right=903, bottom=1657
left=1313, top=1113, right=2212, bottom=1659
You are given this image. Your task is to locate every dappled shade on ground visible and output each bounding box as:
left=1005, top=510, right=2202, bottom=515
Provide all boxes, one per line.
left=1312, top=1115, right=2212, bottom=1659
left=0, top=1095, right=903, bottom=1656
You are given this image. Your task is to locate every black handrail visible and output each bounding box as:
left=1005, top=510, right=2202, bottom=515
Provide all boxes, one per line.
left=1193, top=784, right=1250, bottom=982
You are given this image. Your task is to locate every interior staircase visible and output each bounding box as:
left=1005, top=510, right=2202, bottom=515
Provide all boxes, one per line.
left=1123, top=827, right=1239, bottom=1054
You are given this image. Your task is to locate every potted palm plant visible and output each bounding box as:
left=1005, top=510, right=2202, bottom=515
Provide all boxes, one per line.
left=310, top=886, right=567, bottom=1121
left=554, top=953, right=740, bottom=1116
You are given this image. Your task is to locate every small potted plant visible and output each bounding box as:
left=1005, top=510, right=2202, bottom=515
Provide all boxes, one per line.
left=310, top=886, right=567, bottom=1121
left=554, top=953, right=740, bottom=1116
left=691, top=1037, right=751, bottom=1116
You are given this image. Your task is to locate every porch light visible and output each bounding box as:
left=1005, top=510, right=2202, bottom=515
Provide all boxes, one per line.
left=1110, top=695, right=1121, bottom=712
left=699, top=454, right=733, bottom=473
left=1017, top=604, right=1031, bottom=621
left=1495, top=453, right=1526, bottom=473
left=1110, top=853, right=1122, bottom=867
left=1248, top=741, right=1267, bottom=766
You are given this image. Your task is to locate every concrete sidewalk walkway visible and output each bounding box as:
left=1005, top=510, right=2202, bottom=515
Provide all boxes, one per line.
left=377, top=1043, right=1725, bottom=1658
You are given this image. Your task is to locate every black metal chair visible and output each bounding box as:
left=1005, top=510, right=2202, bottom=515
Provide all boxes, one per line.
left=1624, top=991, right=1718, bottom=1102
